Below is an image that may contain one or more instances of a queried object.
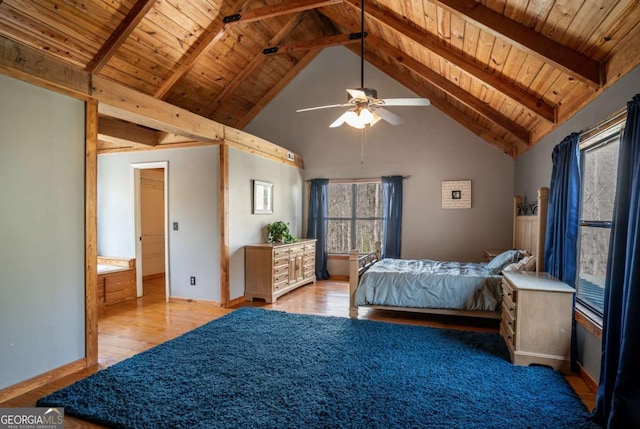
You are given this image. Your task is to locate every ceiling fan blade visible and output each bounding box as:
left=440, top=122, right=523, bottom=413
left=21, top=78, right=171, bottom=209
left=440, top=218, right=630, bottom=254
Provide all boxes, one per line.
left=346, top=89, right=368, bottom=100
left=381, top=98, right=430, bottom=107
left=329, top=110, right=353, bottom=128
left=370, top=111, right=382, bottom=126
left=297, top=104, right=351, bottom=113
left=375, top=107, right=404, bottom=125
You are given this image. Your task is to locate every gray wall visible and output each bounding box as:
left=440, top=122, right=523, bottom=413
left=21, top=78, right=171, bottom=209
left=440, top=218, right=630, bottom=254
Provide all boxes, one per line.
left=514, top=63, right=640, bottom=384
left=0, top=74, right=86, bottom=390
left=97, top=146, right=220, bottom=301
left=246, top=46, right=515, bottom=269
left=228, top=148, right=304, bottom=300
left=515, top=64, right=640, bottom=202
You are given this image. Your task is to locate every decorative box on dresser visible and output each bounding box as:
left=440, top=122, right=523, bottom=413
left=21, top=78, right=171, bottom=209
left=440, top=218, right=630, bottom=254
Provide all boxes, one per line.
left=500, top=271, right=575, bottom=374
left=245, top=239, right=316, bottom=303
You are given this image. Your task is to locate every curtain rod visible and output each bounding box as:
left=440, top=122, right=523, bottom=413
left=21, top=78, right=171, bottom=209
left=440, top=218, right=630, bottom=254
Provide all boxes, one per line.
left=306, top=176, right=411, bottom=183
left=580, top=106, right=627, bottom=139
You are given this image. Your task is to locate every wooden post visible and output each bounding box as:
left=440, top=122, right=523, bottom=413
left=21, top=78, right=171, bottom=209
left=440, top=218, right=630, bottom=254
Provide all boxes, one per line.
left=85, top=100, right=98, bottom=365
left=349, top=249, right=359, bottom=318
left=537, top=187, right=549, bottom=273
left=219, top=144, right=230, bottom=307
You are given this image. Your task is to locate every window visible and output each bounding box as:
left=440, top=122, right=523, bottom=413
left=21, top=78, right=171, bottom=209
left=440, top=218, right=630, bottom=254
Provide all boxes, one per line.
left=327, top=181, right=382, bottom=254
left=577, top=122, right=623, bottom=317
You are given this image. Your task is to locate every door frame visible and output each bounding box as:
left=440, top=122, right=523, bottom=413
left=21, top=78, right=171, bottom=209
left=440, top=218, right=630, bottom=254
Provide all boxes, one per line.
left=131, top=161, right=170, bottom=300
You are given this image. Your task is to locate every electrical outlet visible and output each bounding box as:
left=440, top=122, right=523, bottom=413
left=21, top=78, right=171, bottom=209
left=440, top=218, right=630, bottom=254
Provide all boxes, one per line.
left=173, top=222, right=179, bottom=231
left=190, top=276, right=196, bottom=286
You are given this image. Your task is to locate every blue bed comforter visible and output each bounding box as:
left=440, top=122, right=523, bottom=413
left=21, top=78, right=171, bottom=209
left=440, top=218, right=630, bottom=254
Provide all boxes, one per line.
left=355, top=258, right=503, bottom=311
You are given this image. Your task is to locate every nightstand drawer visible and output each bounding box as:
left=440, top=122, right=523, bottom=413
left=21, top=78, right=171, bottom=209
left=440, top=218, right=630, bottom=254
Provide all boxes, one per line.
left=500, top=320, right=516, bottom=347
left=502, top=280, right=516, bottom=303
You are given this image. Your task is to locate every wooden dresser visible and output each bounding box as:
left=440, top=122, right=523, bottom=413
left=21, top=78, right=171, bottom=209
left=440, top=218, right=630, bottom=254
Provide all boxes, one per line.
left=245, top=239, right=316, bottom=303
left=501, top=271, right=575, bottom=373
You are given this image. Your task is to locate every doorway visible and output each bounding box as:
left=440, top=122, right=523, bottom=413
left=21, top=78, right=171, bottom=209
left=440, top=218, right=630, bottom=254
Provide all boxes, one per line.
left=131, top=162, right=170, bottom=300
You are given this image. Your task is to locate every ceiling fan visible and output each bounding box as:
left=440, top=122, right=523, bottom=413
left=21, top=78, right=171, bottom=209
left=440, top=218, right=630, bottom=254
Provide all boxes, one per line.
left=296, top=0, right=430, bottom=129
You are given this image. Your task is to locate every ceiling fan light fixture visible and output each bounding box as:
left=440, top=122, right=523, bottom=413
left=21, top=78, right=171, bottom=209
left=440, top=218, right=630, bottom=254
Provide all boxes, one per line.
left=345, top=110, right=365, bottom=129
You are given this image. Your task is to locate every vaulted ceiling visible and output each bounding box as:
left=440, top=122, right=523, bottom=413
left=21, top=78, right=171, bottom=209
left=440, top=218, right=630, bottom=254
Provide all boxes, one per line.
left=1, top=0, right=639, bottom=157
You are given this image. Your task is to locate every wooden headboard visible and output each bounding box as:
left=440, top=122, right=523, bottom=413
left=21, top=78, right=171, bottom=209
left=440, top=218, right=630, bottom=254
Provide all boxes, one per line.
left=513, top=187, right=549, bottom=273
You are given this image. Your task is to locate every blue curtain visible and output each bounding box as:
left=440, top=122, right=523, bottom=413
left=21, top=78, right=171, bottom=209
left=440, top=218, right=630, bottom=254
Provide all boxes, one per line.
left=544, top=132, right=581, bottom=374
left=307, top=179, right=330, bottom=280
left=593, top=95, right=640, bottom=428
left=381, top=176, right=403, bottom=259
left=544, top=132, right=581, bottom=285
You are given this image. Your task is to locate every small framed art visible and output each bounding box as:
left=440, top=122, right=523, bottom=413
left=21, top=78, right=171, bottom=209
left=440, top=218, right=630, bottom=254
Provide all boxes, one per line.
left=253, top=180, right=274, bottom=214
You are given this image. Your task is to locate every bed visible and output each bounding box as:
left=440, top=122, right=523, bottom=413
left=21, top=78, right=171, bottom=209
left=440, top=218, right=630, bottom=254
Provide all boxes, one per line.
left=348, top=187, right=549, bottom=319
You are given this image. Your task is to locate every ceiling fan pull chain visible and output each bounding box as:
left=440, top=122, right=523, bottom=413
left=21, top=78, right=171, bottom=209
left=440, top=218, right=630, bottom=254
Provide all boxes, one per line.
left=361, top=127, right=365, bottom=164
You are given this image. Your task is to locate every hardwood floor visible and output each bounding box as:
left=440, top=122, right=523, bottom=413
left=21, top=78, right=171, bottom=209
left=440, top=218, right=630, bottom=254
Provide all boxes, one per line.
left=1, top=278, right=596, bottom=427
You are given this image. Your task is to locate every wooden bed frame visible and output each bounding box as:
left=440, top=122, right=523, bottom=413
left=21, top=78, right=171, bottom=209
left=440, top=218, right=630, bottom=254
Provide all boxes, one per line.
left=348, top=187, right=549, bottom=319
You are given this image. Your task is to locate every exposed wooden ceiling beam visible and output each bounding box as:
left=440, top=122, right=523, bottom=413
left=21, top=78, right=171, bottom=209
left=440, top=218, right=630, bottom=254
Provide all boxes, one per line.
left=85, top=0, right=157, bottom=73
left=262, top=32, right=364, bottom=55
left=236, top=48, right=322, bottom=129
left=154, top=0, right=253, bottom=99
left=430, top=0, right=603, bottom=88
left=336, top=1, right=556, bottom=123
left=98, top=116, right=159, bottom=147
left=366, top=35, right=530, bottom=145
left=0, top=35, right=89, bottom=99
left=223, top=0, right=342, bottom=25
left=202, top=12, right=307, bottom=118
left=346, top=45, right=516, bottom=155
left=0, top=35, right=304, bottom=165
left=93, top=75, right=224, bottom=142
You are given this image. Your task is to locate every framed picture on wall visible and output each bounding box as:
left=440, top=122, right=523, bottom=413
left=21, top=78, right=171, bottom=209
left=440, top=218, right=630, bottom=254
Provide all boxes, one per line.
left=253, top=180, right=273, bottom=214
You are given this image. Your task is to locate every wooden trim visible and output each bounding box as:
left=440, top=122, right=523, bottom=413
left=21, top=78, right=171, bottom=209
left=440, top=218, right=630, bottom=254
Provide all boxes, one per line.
left=227, top=296, right=246, bottom=307
left=143, top=272, right=166, bottom=281
left=168, top=296, right=222, bottom=306
left=85, top=100, right=99, bottom=366
left=219, top=144, right=230, bottom=307
left=431, top=0, right=602, bottom=88
left=85, top=0, right=158, bottom=73
left=576, top=308, right=603, bottom=341
left=329, top=274, right=349, bottom=281
left=0, top=358, right=86, bottom=403
left=577, top=361, right=599, bottom=393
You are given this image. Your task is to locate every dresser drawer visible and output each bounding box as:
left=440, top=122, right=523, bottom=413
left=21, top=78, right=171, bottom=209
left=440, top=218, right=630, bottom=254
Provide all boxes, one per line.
left=274, top=254, right=289, bottom=266
left=273, top=264, right=288, bottom=276
left=274, top=248, right=290, bottom=258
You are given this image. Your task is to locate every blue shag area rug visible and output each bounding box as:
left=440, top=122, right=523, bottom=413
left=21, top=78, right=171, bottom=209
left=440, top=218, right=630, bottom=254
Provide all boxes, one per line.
left=38, top=307, right=599, bottom=428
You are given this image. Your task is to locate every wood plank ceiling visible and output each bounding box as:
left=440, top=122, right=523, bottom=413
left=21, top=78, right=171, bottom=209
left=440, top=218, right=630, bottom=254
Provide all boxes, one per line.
left=1, top=0, right=639, bottom=157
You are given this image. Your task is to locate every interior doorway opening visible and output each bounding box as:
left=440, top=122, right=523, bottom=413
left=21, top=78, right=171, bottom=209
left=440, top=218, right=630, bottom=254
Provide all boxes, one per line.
left=131, top=162, right=170, bottom=300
